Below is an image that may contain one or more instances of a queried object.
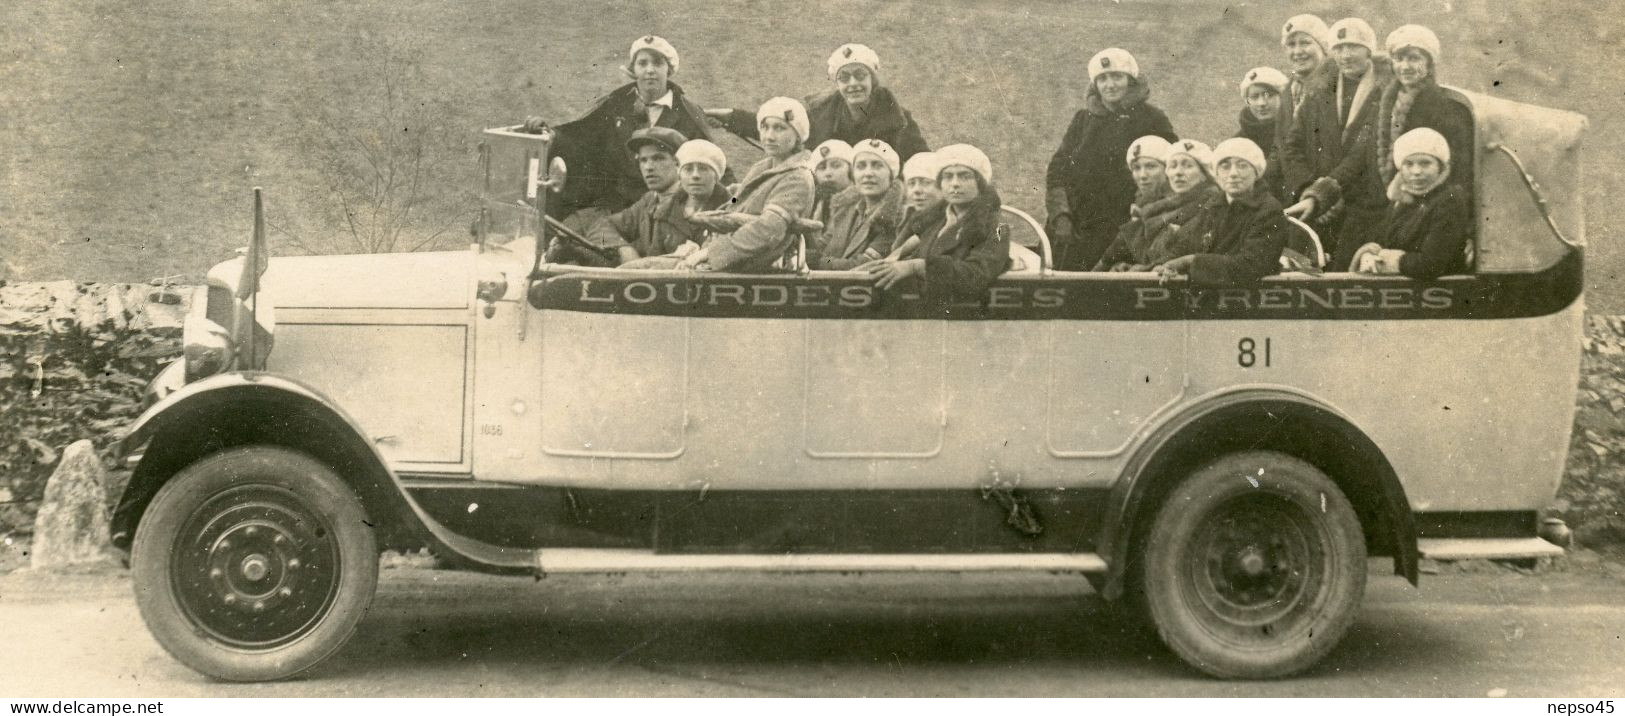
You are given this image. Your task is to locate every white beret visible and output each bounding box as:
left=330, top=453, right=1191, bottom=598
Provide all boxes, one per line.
left=628, top=35, right=679, bottom=75
left=1329, top=18, right=1377, bottom=52
left=676, top=139, right=726, bottom=178
left=1239, top=66, right=1290, bottom=99
left=1088, top=48, right=1139, bottom=81
left=812, top=139, right=855, bottom=166
left=851, top=138, right=901, bottom=177
left=1167, top=138, right=1214, bottom=169
left=1386, top=24, right=1442, bottom=63
left=935, top=143, right=993, bottom=184
left=757, top=96, right=811, bottom=144
left=827, top=43, right=880, bottom=79
left=1213, top=137, right=1268, bottom=175
left=1393, top=127, right=1450, bottom=167
left=1125, top=135, right=1173, bottom=167
left=1281, top=14, right=1331, bottom=51
left=902, top=151, right=945, bottom=181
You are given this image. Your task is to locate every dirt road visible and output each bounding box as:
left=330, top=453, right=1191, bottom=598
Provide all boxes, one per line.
left=2, top=564, right=1622, bottom=697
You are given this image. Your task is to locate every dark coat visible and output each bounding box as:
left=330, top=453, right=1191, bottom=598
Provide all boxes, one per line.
left=1096, top=183, right=1221, bottom=270
left=810, top=182, right=905, bottom=270
left=1363, top=79, right=1476, bottom=216
left=1280, top=57, right=1395, bottom=263
left=1044, top=80, right=1177, bottom=271
left=725, top=85, right=930, bottom=162
left=1272, top=60, right=1335, bottom=197
left=586, top=184, right=733, bottom=260
left=898, top=190, right=1011, bottom=304
left=1322, top=76, right=1473, bottom=270
left=1280, top=57, right=1394, bottom=203
left=551, top=81, right=722, bottom=217
left=1153, top=187, right=1288, bottom=285
left=1235, top=108, right=1284, bottom=201
left=1375, top=181, right=1471, bottom=279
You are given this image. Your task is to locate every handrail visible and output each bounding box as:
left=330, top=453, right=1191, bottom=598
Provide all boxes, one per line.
left=1485, top=141, right=1583, bottom=252
left=999, top=205, right=1054, bottom=272
left=1283, top=215, right=1327, bottom=269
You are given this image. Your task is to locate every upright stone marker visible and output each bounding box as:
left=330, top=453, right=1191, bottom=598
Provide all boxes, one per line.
left=30, top=440, right=115, bottom=570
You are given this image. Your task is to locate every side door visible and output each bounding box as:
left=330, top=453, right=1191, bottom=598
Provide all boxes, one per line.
left=1044, top=274, right=1188, bottom=461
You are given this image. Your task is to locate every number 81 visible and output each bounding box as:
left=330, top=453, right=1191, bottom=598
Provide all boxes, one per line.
left=1238, top=337, right=1272, bottom=368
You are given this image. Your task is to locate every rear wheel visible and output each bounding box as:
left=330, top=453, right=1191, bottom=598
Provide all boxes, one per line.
left=131, top=446, right=379, bottom=681
left=1141, top=451, right=1365, bottom=678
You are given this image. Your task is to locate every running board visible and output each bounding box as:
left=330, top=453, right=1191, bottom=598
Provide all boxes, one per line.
left=1418, top=537, right=1565, bottom=561
left=534, top=549, right=1108, bottom=574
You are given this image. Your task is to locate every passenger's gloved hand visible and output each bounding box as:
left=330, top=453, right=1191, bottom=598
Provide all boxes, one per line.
left=1374, top=249, right=1407, bottom=275
left=1347, top=242, right=1384, bottom=273
left=1155, top=255, right=1196, bottom=280
left=521, top=116, right=550, bottom=134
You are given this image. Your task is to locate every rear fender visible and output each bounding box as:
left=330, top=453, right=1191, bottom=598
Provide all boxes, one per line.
left=114, top=372, right=533, bottom=574
left=1096, top=388, right=1419, bottom=599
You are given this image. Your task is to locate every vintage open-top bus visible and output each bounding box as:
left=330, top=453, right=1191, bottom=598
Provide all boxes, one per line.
left=114, top=87, right=1587, bottom=681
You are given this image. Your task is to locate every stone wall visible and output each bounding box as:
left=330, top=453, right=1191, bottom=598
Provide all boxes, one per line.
left=0, top=282, right=190, bottom=532
left=1563, top=316, right=1625, bottom=551
left=1, top=281, right=1622, bottom=552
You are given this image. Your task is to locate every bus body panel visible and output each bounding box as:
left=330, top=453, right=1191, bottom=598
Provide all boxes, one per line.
left=1183, top=299, right=1582, bottom=512
left=471, top=308, right=1193, bottom=491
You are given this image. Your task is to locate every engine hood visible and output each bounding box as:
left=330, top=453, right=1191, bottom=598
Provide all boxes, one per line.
left=209, top=250, right=475, bottom=309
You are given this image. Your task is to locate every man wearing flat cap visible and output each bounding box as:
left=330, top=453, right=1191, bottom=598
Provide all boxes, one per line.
left=555, top=127, right=688, bottom=266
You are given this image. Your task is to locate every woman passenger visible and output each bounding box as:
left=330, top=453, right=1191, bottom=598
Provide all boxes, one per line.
left=810, top=139, right=855, bottom=225
left=1045, top=48, right=1178, bottom=271
left=1235, top=67, right=1290, bottom=200
left=627, top=98, right=815, bottom=272
left=862, top=144, right=1010, bottom=301
left=534, top=35, right=725, bottom=228
left=1097, top=137, right=1221, bottom=271
left=1347, top=128, right=1469, bottom=279
left=810, top=139, right=905, bottom=270
left=1280, top=18, right=1394, bottom=267
left=710, top=43, right=930, bottom=161
left=1152, top=138, right=1287, bottom=284
left=901, top=151, right=945, bottom=214
left=1276, top=15, right=1333, bottom=181
left=881, top=151, right=945, bottom=261
left=1371, top=25, right=1474, bottom=207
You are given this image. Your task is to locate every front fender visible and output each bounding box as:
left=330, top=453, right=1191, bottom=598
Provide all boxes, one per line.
left=113, top=371, right=534, bottom=574
left=120, top=371, right=360, bottom=459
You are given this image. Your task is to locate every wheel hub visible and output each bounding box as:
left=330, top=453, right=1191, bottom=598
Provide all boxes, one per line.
left=241, top=554, right=270, bottom=581
left=171, top=485, right=342, bottom=649
left=1185, top=494, right=1326, bottom=642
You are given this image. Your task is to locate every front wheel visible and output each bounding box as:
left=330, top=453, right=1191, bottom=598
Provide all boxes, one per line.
left=131, top=446, right=379, bottom=681
left=1141, top=451, right=1366, bottom=679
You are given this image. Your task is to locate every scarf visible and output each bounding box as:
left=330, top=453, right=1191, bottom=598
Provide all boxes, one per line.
left=1083, top=77, right=1153, bottom=118
left=1377, top=76, right=1435, bottom=188
left=1236, top=106, right=1276, bottom=149
left=1139, top=182, right=1219, bottom=237
left=1388, top=162, right=1451, bottom=204
left=1334, top=65, right=1378, bottom=131
left=1130, top=181, right=1172, bottom=215
left=1289, top=75, right=1309, bottom=113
